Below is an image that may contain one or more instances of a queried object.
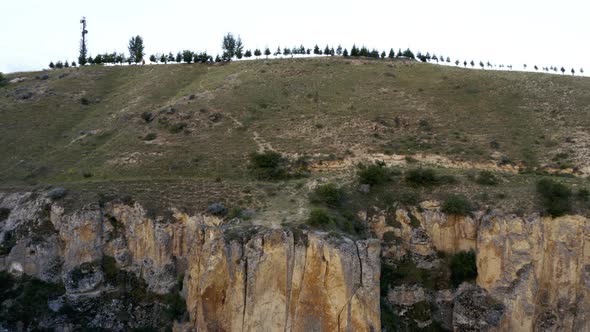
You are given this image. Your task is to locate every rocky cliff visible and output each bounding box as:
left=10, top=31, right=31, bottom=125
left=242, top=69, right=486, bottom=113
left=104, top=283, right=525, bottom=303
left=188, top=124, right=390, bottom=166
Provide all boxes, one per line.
left=372, top=201, right=590, bottom=331
left=1, top=191, right=589, bottom=331
left=0, top=192, right=380, bottom=331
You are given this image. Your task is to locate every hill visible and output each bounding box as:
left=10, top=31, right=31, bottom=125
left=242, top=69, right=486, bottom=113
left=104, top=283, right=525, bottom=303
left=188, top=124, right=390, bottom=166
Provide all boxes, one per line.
left=1, top=57, right=589, bottom=216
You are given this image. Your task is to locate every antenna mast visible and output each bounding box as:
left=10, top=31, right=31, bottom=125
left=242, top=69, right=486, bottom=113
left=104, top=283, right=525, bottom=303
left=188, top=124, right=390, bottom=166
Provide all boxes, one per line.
left=79, top=17, right=88, bottom=65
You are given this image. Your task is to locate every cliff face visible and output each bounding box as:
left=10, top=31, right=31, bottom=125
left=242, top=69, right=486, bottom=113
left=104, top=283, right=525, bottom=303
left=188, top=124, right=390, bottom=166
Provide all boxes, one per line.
left=373, top=201, right=590, bottom=331
left=2, top=191, right=589, bottom=331
left=0, top=192, right=381, bottom=331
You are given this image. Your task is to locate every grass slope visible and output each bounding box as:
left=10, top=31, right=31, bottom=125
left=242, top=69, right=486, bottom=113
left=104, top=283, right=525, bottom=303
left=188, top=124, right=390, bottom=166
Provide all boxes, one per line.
left=1, top=58, right=589, bottom=214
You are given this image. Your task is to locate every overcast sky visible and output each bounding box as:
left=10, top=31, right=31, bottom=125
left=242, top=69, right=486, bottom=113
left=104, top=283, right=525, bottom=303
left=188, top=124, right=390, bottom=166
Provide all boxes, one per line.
left=1, top=0, right=588, bottom=74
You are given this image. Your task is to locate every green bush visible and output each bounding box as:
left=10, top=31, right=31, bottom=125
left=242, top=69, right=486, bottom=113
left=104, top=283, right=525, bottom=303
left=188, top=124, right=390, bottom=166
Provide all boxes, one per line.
left=442, top=195, right=472, bottom=215
left=474, top=171, right=499, bottom=185
left=143, top=132, right=157, bottom=141
left=248, top=151, right=289, bottom=180
left=405, top=168, right=438, bottom=186
left=536, top=179, right=572, bottom=216
left=164, top=292, right=187, bottom=320
left=357, top=162, right=392, bottom=185
left=141, top=111, right=153, bottom=122
left=169, top=122, right=188, bottom=134
left=307, top=208, right=333, bottom=227
left=382, top=231, right=401, bottom=244
left=450, top=250, right=477, bottom=287
left=310, top=183, right=344, bottom=207
left=0, top=272, right=66, bottom=325
left=576, top=188, right=589, bottom=201
left=408, top=212, right=421, bottom=228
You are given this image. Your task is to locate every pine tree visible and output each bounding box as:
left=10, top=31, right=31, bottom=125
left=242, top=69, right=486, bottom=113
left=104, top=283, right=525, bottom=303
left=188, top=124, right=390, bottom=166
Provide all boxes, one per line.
left=56, top=61, right=64, bottom=69
left=388, top=48, right=395, bottom=59
left=64, top=61, right=69, bottom=68
left=244, top=50, right=252, bottom=58
left=360, top=46, right=368, bottom=57
left=402, top=48, right=415, bottom=59
left=168, top=52, right=175, bottom=63
left=343, top=48, right=349, bottom=57
left=324, top=45, right=330, bottom=55
left=149, top=54, right=157, bottom=63
left=380, top=51, right=386, bottom=59
left=222, top=33, right=237, bottom=60
left=182, top=50, right=194, bottom=63
left=283, top=47, right=291, bottom=57
left=215, top=55, right=222, bottom=62
left=336, top=45, right=343, bottom=56
left=396, top=49, right=402, bottom=57
left=581, top=68, right=584, bottom=75
left=571, top=68, right=575, bottom=75
left=235, top=36, right=244, bottom=59
left=254, top=49, right=261, bottom=58
left=455, top=60, right=460, bottom=66
left=313, top=45, right=320, bottom=55
left=94, top=54, right=103, bottom=65
left=176, top=52, right=182, bottom=63
left=446, top=57, right=451, bottom=63
left=160, top=54, right=167, bottom=63
left=128, top=36, right=145, bottom=63
left=71, top=61, right=77, bottom=67
left=350, top=44, right=359, bottom=57
left=470, top=60, right=475, bottom=67
left=274, top=46, right=282, bottom=56
left=49, top=61, right=55, bottom=69
left=264, top=47, right=271, bottom=58
left=479, top=61, right=484, bottom=69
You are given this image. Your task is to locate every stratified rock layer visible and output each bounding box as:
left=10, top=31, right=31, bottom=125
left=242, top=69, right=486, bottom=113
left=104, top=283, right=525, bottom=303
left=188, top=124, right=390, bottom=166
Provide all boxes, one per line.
left=0, top=192, right=381, bottom=331
left=372, top=200, right=590, bottom=331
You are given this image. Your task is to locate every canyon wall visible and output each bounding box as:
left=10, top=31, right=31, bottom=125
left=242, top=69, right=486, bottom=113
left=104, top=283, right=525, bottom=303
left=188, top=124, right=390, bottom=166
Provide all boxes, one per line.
left=0, top=192, right=380, bottom=331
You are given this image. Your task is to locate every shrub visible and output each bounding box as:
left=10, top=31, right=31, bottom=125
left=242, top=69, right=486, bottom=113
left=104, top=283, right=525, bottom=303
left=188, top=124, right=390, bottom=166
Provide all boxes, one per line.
left=383, top=231, right=401, bottom=244
left=307, top=208, right=333, bottom=227
left=576, top=188, right=589, bottom=201
left=141, top=111, right=153, bottom=122
left=474, top=171, right=499, bottom=186
left=143, top=133, right=157, bottom=141
left=536, top=179, right=572, bottom=216
left=164, top=292, right=187, bottom=320
left=442, top=195, right=472, bottom=215
left=357, top=162, right=392, bottom=185
left=408, top=212, right=421, bottom=228
left=310, top=183, right=344, bottom=207
left=248, top=151, right=289, bottom=180
left=406, top=168, right=439, bottom=186
left=207, top=203, right=228, bottom=216
left=450, top=250, right=477, bottom=287
left=169, top=122, right=187, bottom=134
left=0, top=207, right=10, bottom=221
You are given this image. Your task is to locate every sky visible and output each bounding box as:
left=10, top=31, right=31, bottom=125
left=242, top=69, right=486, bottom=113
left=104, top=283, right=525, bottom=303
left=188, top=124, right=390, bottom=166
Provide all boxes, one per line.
left=1, top=0, right=588, bottom=74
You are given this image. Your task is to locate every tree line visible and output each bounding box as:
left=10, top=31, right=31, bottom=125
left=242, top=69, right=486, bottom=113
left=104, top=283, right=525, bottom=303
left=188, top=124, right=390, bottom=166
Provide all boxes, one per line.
left=47, top=20, right=585, bottom=77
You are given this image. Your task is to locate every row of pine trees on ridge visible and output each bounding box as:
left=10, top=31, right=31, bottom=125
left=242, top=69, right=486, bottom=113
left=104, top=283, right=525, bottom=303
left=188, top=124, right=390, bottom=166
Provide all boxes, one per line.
left=48, top=33, right=584, bottom=76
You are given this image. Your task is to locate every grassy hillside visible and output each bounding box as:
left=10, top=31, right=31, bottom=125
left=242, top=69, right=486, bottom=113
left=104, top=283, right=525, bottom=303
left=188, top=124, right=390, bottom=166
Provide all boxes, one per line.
left=1, top=57, right=589, bottom=215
